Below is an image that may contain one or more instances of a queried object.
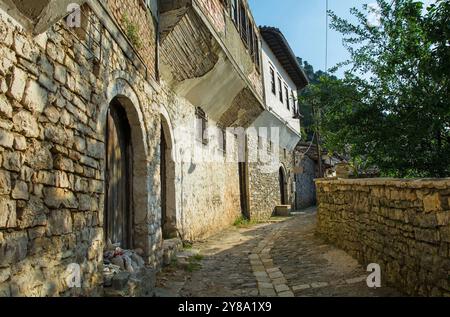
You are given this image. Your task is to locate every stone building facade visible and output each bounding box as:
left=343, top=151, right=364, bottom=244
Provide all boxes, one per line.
left=0, top=0, right=306, bottom=296
left=246, top=27, right=308, bottom=220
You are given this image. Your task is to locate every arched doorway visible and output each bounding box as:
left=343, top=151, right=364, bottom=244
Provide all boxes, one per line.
left=105, top=97, right=133, bottom=249
left=160, top=115, right=177, bottom=239
left=279, top=166, right=288, bottom=205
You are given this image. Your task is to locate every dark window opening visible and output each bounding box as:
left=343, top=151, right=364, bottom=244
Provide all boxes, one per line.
left=278, top=78, right=283, bottom=103
left=230, top=0, right=239, bottom=24
left=285, top=86, right=290, bottom=110
left=196, top=107, right=208, bottom=145
left=254, top=33, right=261, bottom=71
left=218, top=127, right=227, bottom=154
left=239, top=4, right=248, bottom=46
left=270, top=68, right=276, bottom=95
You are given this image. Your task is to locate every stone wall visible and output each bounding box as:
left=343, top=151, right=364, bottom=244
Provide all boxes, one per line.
left=315, top=178, right=450, bottom=296
left=0, top=0, right=250, bottom=296
left=248, top=133, right=295, bottom=220
left=0, top=3, right=165, bottom=296
left=107, top=0, right=157, bottom=80
left=158, top=85, right=242, bottom=241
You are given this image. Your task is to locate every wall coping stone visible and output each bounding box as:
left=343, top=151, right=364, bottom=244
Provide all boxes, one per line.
left=314, top=177, right=450, bottom=189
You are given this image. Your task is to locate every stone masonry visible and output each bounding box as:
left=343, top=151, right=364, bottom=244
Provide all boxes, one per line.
left=248, top=132, right=295, bottom=221
left=315, top=178, right=450, bottom=296
left=0, top=0, right=276, bottom=297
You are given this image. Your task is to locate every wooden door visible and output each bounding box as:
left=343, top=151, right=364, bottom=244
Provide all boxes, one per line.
left=279, top=168, right=287, bottom=205
left=105, top=100, right=133, bottom=249
left=160, top=124, right=168, bottom=238
left=238, top=135, right=250, bottom=219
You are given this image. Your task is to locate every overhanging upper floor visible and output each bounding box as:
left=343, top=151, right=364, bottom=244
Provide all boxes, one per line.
left=159, top=0, right=265, bottom=128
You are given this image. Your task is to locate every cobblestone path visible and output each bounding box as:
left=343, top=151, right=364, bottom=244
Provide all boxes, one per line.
left=155, top=209, right=402, bottom=297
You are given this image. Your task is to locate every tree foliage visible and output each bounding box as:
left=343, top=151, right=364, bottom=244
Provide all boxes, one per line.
left=298, top=0, right=450, bottom=178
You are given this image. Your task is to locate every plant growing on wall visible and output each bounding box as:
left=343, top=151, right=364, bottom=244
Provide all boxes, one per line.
left=122, top=14, right=142, bottom=50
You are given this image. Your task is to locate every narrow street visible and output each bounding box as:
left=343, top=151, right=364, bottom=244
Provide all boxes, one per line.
left=155, top=209, right=402, bottom=297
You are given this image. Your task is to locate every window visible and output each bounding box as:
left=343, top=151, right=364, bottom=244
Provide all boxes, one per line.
left=270, top=68, right=276, bottom=95
left=230, top=0, right=238, bottom=24
left=278, top=77, right=283, bottom=103
left=195, top=107, right=208, bottom=145
left=291, top=91, right=297, bottom=115
left=254, top=32, right=261, bottom=70
left=258, top=135, right=263, bottom=150
left=285, top=86, right=290, bottom=110
left=248, top=22, right=254, bottom=56
left=268, top=140, right=273, bottom=153
left=218, top=127, right=227, bottom=154
left=239, top=4, right=248, bottom=46
left=284, top=148, right=287, bottom=159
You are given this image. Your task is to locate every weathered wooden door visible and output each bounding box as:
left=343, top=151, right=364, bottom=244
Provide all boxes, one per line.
left=238, top=135, right=250, bottom=219
left=279, top=168, right=287, bottom=205
left=105, top=100, right=133, bottom=249
left=160, top=124, right=168, bottom=238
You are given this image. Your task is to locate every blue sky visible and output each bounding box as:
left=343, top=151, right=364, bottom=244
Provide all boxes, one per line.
left=248, top=0, right=436, bottom=78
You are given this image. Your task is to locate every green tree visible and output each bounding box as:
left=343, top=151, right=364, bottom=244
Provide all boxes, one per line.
left=299, top=0, right=450, bottom=178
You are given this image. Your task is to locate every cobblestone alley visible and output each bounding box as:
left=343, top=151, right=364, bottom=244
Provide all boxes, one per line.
left=155, top=209, right=402, bottom=297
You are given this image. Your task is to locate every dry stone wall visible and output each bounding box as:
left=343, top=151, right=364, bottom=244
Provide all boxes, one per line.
left=316, top=178, right=450, bottom=296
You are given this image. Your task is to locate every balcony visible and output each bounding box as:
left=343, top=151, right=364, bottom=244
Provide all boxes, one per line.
left=159, top=0, right=265, bottom=128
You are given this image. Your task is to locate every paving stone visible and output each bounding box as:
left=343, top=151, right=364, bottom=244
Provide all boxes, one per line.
left=311, top=282, right=329, bottom=289
left=345, top=276, right=367, bottom=284
left=274, top=284, right=290, bottom=293
left=292, top=284, right=311, bottom=291
left=255, top=276, right=271, bottom=283
left=254, top=271, right=268, bottom=278
left=266, top=267, right=280, bottom=273
left=272, top=277, right=287, bottom=285
left=278, top=291, right=295, bottom=297
left=258, top=282, right=274, bottom=289
left=268, top=271, right=283, bottom=279
left=259, top=288, right=276, bottom=297
left=155, top=211, right=401, bottom=298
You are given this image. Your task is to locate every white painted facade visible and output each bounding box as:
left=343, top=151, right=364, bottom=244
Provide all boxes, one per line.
left=261, top=39, right=300, bottom=135
left=250, top=38, right=301, bottom=152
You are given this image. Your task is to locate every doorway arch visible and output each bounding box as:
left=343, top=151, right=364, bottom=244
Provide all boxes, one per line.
left=160, top=113, right=177, bottom=239
left=100, top=77, right=151, bottom=258
left=279, top=166, right=288, bottom=205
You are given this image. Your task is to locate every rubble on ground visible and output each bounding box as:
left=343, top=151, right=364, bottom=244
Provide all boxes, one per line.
left=103, top=240, right=155, bottom=296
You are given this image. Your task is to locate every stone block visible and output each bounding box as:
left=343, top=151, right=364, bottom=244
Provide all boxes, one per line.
left=16, top=197, right=47, bottom=229
left=423, top=193, right=443, bottom=212
left=54, top=155, right=74, bottom=172
left=13, top=32, right=38, bottom=63
left=0, top=129, right=14, bottom=149
left=12, top=180, right=29, bottom=200
left=6, top=66, right=27, bottom=102
left=274, top=205, right=291, bottom=217
left=2, top=150, right=22, bottom=172
left=54, top=63, right=67, bottom=84
left=13, top=134, right=27, bottom=150
left=23, top=80, right=48, bottom=113
left=0, top=170, right=11, bottom=194
left=0, top=196, right=16, bottom=228
left=13, top=110, right=39, bottom=138
left=0, top=95, right=13, bottom=118
left=0, top=231, right=28, bottom=266
left=48, top=209, right=73, bottom=235
left=44, top=187, right=78, bottom=209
